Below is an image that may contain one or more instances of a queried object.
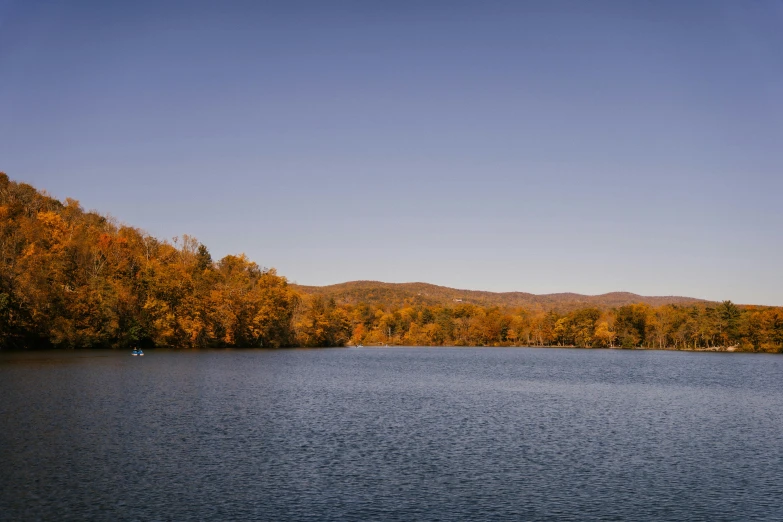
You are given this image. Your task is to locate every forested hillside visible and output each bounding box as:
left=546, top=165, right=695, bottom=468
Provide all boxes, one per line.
left=0, top=173, right=298, bottom=349
left=2, top=173, right=782, bottom=352
left=293, top=281, right=708, bottom=311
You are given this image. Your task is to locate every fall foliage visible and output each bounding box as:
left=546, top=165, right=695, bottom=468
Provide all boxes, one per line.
left=0, top=173, right=297, bottom=350
left=315, top=299, right=782, bottom=353
left=1, top=173, right=782, bottom=352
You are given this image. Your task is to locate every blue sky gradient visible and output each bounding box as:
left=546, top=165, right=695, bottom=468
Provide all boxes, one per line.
left=1, top=1, right=782, bottom=304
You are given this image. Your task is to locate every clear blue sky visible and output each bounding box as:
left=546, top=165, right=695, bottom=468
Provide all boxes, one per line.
left=1, top=1, right=781, bottom=305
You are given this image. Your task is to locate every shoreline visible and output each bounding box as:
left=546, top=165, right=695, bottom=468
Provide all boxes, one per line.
left=1, top=345, right=777, bottom=354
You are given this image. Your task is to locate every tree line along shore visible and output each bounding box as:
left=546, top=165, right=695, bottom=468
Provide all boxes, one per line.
left=1, top=173, right=781, bottom=352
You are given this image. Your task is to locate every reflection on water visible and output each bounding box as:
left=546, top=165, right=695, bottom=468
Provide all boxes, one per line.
left=1, top=348, right=782, bottom=520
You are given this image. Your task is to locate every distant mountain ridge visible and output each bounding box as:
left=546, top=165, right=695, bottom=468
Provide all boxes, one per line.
left=292, top=281, right=710, bottom=311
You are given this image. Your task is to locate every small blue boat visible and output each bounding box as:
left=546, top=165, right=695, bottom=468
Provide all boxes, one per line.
left=132, top=348, right=144, bottom=356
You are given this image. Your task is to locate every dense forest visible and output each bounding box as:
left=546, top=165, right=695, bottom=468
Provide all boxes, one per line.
left=2, top=173, right=782, bottom=352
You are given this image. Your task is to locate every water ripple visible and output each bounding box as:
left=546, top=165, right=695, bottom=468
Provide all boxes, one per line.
left=1, top=348, right=782, bottom=520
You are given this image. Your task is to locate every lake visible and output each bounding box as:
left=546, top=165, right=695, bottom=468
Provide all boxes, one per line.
left=1, top=347, right=782, bottom=520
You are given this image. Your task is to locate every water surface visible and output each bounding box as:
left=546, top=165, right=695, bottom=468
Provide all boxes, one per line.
left=1, top=348, right=782, bottom=520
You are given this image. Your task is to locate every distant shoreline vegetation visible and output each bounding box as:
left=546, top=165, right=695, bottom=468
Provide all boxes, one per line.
left=1, top=173, right=782, bottom=353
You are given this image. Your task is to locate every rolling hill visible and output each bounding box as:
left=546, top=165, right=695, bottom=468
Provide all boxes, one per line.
left=292, top=281, right=711, bottom=311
